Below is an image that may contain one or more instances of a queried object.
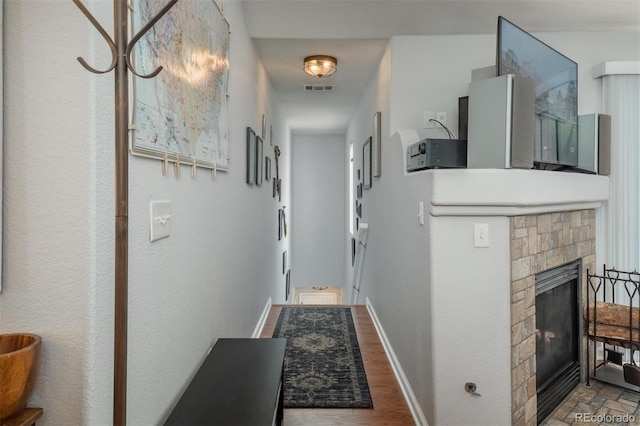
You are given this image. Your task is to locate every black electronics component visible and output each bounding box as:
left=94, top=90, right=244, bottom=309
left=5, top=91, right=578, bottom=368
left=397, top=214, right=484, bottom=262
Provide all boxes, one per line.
left=406, top=139, right=467, bottom=172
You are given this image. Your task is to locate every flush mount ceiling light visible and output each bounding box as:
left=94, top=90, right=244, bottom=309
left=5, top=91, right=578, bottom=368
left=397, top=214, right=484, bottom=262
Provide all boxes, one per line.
left=303, top=55, right=337, bottom=78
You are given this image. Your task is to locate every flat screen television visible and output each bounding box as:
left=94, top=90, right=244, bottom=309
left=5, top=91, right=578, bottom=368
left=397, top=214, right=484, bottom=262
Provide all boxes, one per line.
left=496, top=16, right=578, bottom=170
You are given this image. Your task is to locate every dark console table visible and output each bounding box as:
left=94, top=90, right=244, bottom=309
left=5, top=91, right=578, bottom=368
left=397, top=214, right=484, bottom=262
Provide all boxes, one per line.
left=164, top=338, right=286, bottom=426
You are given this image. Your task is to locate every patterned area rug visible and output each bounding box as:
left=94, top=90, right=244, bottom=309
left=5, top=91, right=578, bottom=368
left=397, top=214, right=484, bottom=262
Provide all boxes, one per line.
left=272, top=307, right=373, bottom=408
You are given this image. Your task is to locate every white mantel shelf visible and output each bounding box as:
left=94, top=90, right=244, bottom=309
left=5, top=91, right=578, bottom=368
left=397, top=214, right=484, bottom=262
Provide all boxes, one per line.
left=425, top=168, right=609, bottom=217
left=394, top=129, right=610, bottom=217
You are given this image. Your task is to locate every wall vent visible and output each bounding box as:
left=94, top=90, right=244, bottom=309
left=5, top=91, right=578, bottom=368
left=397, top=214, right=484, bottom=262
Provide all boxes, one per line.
left=303, top=84, right=335, bottom=92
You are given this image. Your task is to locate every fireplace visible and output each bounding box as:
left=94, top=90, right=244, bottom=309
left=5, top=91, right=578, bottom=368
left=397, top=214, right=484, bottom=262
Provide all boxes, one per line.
left=535, top=260, right=581, bottom=424
left=510, top=210, right=596, bottom=425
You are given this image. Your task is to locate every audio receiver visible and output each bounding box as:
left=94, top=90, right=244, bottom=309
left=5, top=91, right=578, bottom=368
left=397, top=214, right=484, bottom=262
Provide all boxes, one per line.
left=406, top=138, right=467, bottom=172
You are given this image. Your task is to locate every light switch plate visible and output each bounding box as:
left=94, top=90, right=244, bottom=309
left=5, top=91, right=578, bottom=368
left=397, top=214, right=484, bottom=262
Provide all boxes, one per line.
left=150, top=201, right=171, bottom=242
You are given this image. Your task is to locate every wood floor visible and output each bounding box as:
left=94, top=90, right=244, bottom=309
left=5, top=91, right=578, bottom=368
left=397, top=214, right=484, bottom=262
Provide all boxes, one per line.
left=260, top=305, right=415, bottom=425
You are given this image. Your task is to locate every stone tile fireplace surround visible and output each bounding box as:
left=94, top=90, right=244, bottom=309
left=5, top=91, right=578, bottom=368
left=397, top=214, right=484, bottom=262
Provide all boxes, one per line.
left=510, top=210, right=597, bottom=425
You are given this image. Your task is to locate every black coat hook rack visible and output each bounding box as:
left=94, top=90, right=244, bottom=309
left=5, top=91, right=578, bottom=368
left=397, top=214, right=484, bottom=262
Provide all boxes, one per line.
left=72, top=1, right=178, bottom=425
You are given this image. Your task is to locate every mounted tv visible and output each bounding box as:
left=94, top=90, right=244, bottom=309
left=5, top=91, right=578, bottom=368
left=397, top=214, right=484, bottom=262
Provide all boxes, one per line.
left=497, top=16, right=578, bottom=170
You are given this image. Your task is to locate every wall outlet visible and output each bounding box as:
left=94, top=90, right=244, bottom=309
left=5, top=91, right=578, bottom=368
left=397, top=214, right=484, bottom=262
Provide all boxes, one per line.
left=436, top=111, right=447, bottom=124
left=423, top=111, right=435, bottom=128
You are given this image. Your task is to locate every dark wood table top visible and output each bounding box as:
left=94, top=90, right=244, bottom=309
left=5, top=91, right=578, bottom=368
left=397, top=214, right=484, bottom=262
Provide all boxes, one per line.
left=165, top=338, right=286, bottom=426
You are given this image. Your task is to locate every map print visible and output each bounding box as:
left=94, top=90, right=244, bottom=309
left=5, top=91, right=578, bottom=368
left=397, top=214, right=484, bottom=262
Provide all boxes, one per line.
left=131, top=0, right=230, bottom=170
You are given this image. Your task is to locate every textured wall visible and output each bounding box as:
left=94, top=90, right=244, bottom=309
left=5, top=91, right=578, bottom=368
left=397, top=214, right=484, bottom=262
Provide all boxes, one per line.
left=1, top=1, right=97, bottom=423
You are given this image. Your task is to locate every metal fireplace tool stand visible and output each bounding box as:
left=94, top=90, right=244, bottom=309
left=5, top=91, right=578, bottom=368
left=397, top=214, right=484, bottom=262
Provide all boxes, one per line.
left=586, top=266, right=640, bottom=390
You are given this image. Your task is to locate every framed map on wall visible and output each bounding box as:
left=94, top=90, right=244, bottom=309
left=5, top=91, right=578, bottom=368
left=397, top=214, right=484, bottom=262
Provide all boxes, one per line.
left=130, top=0, right=230, bottom=170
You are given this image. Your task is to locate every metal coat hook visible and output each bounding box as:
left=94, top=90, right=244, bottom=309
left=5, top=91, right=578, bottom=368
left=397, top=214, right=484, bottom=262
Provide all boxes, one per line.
left=125, top=0, right=179, bottom=78
left=72, top=0, right=117, bottom=74
left=73, top=0, right=178, bottom=77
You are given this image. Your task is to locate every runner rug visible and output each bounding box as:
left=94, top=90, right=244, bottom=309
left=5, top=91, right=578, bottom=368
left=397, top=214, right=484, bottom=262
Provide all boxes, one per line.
left=272, top=306, right=373, bottom=408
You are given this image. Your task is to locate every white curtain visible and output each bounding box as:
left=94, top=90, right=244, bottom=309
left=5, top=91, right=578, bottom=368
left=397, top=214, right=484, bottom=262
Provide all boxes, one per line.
left=594, top=69, right=640, bottom=363
left=596, top=72, right=640, bottom=275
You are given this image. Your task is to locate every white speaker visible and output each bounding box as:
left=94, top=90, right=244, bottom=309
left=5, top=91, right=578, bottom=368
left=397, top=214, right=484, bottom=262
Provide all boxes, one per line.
left=578, top=114, right=611, bottom=175
left=467, top=74, right=535, bottom=169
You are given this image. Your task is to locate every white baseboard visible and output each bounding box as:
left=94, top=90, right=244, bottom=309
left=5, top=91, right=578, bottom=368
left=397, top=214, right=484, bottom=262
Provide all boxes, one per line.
left=366, top=297, right=428, bottom=426
left=252, top=297, right=272, bottom=338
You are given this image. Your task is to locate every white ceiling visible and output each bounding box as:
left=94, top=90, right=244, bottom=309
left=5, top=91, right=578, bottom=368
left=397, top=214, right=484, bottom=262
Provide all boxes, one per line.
left=242, top=0, right=640, bottom=135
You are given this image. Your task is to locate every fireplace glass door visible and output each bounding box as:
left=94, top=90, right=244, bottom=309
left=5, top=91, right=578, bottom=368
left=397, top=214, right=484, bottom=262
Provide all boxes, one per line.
left=535, top=260, right=581, bottom=424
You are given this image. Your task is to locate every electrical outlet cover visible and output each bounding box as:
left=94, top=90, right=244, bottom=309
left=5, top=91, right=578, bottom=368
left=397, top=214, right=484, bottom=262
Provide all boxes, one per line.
left=423, top=111, right=436, bottom=128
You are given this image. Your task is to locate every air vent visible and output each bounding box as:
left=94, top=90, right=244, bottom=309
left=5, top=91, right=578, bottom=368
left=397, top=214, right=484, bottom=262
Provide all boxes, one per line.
left=303, top=84, right=335, bottom=92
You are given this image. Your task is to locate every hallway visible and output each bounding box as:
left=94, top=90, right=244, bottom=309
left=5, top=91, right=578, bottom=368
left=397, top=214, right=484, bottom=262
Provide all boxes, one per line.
left=260, top=305, right=415, bottom=425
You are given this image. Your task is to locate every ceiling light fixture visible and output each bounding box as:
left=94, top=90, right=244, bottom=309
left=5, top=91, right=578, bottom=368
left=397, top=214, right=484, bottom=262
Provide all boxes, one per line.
left=303, top=55, right=337, bottom=78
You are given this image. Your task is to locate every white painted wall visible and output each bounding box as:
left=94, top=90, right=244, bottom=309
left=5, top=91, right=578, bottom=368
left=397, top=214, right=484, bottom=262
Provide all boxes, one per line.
left=347, top=30, right=639, bottom=425
left=345, top=42, right=392, bottom=303
left=358, top=130, right=434, bottom=423
left=2, top=2, right=97, bottom=423
left=428, top=213, right=511, bottom=425
left=291, top=135, right=345, bottom=287
left=0, top=1, right=290, bottom=425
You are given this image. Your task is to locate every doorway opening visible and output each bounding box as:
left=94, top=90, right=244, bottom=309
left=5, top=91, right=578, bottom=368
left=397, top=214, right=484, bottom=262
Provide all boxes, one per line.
left=291, top=286, right=344, bottom=305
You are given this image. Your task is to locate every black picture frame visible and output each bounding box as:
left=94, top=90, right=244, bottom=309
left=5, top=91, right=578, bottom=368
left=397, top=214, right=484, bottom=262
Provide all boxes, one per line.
left=278, top=209, right=282, bottom=240
left=285, top=270, right=291, bottom=301
left=265, top=157, right=271, bottom=181
left=282, top=207, right=287, bottom=237
left=283, top=251, right=287, bottom=274
left=246, top=127, right=256, bottom=184
left=256, top=136, right=264, bottom=186
left=363, top=137, right=372, bottom=189
left=277, top=179, right=282, bottom=202
left=351, top=237, right=356, bottom=266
